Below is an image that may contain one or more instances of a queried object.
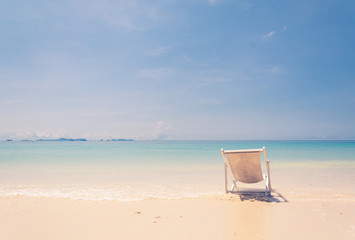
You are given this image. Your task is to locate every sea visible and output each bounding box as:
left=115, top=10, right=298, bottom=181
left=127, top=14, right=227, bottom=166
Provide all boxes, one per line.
left=1, top=140, right=355, bottom=201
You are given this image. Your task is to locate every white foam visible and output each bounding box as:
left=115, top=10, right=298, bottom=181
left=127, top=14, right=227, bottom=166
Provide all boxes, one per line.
left=0, top=184, right=222, bottom=201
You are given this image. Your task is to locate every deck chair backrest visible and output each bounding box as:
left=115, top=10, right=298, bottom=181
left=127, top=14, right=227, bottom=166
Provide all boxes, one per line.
left=225, top=151, right=263, bottom=184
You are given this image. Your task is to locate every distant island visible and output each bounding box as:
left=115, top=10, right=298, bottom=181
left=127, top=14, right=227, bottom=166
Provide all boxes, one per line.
left=36, top=138, right=87, bottom=141
left=106, top=139, right=134, bottom=141
left=4, top=138, right=135, bottom=142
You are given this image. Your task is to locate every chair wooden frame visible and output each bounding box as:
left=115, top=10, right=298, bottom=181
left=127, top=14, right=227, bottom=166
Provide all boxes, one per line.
left=221, top=147, right=271, bottom=196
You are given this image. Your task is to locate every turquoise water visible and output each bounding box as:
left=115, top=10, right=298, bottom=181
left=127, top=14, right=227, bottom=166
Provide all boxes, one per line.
left=1, top=140, right=355, bottom=200
left=2, top=140, right=355, bottom=164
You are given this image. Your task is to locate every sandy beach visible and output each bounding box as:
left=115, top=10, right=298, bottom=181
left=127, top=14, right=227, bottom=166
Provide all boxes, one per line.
left=1, top=193, right=354, bottom=240
left=1, top=141, right=355, bottom=240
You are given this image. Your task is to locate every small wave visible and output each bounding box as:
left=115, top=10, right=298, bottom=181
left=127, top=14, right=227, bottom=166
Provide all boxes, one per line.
left=0, top=184, right=222, bottom=201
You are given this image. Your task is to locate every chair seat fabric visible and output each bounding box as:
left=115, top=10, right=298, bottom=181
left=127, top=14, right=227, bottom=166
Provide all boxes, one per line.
left=226, top=152, right=263, bottom=183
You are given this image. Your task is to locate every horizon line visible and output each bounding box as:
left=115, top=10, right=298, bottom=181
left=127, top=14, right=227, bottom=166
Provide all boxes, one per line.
left=2, top=139, right=355, bottom=142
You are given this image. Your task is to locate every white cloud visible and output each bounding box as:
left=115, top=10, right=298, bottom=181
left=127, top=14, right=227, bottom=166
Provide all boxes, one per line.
left=0, top=128, right=75, bottom=140
left=137, top=68, right=174, bottom=81
left=0, top=121, right=174, bottom=140
left=66, top=0, right=163, bottom=30
left=208, top=0, right=218, bottom=4
left=283, top=25, right=287, bottom=31
left=0, top=99, right=25, bottom=106
left=262, top=31, right=276, bottom=40
left=155, top=120, right=171, bottom=132
left=148, top=46, right=172, bottom=56
left=267, top=66, right=282, bottom=74
left=136, top=121, right=171, bottom=140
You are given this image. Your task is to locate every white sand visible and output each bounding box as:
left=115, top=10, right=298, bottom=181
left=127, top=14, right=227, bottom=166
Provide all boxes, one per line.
left=1, top=194, right=354, bottom=240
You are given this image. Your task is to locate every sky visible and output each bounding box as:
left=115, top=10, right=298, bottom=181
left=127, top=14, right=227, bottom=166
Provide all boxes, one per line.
left=1, top=0, right=354, bottom=140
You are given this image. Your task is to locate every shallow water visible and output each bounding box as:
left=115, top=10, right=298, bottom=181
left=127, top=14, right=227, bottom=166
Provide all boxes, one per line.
left=1, top=140, right=354, bottom=201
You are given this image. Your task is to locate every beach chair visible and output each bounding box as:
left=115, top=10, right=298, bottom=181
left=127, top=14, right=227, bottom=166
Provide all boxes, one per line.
left=221, top=147, right=271, bottom=196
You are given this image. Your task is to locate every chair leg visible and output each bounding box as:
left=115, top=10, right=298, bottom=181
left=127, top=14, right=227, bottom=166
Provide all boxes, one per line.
left=224, top=164, right=228, bottom=193
left=264, top=175, right=269, bottom=196
left=231, top=180, right=237, bottom=191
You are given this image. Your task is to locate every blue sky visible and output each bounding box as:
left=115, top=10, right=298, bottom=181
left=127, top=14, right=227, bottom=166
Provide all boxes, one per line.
left=1, top=0, right=354, bottom=140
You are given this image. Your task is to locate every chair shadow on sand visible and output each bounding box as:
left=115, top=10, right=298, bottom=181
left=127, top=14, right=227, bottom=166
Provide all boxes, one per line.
left=237, top=190, right=288, bottom=203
